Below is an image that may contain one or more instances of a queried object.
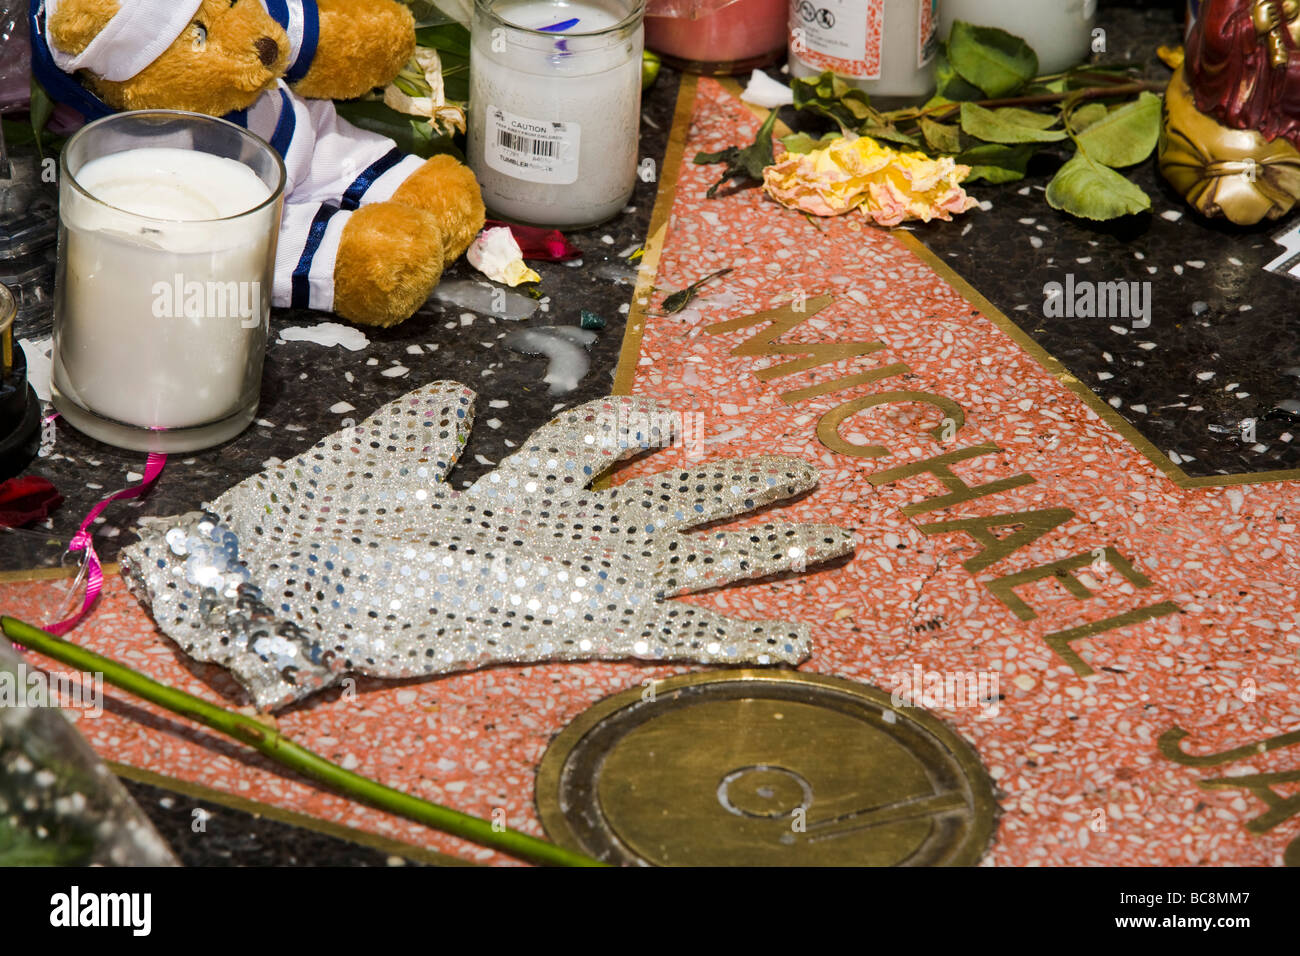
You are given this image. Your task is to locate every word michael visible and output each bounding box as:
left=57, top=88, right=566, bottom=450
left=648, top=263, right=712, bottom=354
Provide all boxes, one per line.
left=50, top=887, right=151, bottom=936
left=1042, top=274, right=1152, bottom=328
left=0, top=663, right=103, bottom=717
left=891, top=665, right=1000, bottom=718
left=704, top=296, right=1182, bottom=678
left=152, top=274, right=261, bottom=326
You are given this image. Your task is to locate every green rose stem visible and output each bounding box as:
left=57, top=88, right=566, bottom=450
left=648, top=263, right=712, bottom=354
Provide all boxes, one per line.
left=0, top=616, right=603, bottom=868
left=891, top=80, right=1166, bottom=126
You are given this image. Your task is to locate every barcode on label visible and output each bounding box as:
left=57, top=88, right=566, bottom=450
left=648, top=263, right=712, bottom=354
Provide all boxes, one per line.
left=496, top=129, right=558, bottom=159
left=484, top=104, right=580, bottom=185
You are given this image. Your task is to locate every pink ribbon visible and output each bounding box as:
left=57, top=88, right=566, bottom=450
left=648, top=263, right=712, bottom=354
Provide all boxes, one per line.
left=45, top=452, right=167, bottom=636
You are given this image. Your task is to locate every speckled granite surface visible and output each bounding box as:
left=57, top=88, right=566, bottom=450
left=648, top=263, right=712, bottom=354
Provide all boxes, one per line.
left=3, top=2, right=1299, bottom=867
left=118, top=777, right=440, bottom=866
left=912, top=2, right=1300, bottom=481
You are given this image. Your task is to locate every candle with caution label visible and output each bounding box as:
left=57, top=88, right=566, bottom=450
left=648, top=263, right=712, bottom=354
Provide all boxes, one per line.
left=469, top=0, right=646, bottom=229
left=788, top=0, right=938, bottom=107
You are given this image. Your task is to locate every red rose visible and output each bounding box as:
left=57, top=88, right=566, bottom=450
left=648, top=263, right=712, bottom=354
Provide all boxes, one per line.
left=0, top=475, right=63, bottom=528
left=484, top=220, right=583, bottom=262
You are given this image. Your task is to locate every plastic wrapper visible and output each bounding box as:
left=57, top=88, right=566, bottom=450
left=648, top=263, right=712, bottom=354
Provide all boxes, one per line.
left=1, top=155, right=59, bottom=336
left=646, top=0, right=746, bottom=18
left=0, top=2, right=31, bottom=114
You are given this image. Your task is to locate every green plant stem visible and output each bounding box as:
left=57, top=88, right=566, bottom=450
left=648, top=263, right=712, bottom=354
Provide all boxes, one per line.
left=1, top=616, right=603, bottom=868
left=1061, top=98, right=1091, bottom=142
left=1066, top=70, right=1147, bottom=87
left=888, top=80, right=1167, bottom=127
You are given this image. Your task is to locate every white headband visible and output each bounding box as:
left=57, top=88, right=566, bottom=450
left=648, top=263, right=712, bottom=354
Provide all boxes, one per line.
left=45, top=0, right=205, bottom=83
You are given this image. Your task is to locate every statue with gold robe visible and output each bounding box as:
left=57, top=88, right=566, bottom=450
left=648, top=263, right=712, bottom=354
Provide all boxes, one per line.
left=1161, top=0, right=1300, bottom=224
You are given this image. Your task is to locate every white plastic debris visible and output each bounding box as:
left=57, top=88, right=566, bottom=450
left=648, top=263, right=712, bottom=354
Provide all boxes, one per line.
left=18, top=336, right=53, bottom=401
left=740, top=70, right=794, bottom=109
left=428, top=279, right=537, bottom=320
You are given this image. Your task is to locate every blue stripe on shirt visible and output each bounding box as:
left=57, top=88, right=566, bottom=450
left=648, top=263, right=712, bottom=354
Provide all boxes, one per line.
left=341, top=148, right=406, bottom=210
left=269, top=88, right=297, bottom=158
left=286, top=1, right=320, bottom=83
left=291, top=204, right=343, bottom=310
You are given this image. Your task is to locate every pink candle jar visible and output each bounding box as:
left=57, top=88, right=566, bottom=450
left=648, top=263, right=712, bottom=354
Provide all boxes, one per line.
left=645, top=0, right=788, bottom=75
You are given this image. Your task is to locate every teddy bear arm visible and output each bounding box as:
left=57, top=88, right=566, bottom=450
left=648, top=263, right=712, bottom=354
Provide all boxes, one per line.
left=288, top=0, right=416, bottom=102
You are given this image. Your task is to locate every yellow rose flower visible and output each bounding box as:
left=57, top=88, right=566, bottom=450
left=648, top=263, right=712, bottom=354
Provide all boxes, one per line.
left=762, top=135, right=978, bottom=227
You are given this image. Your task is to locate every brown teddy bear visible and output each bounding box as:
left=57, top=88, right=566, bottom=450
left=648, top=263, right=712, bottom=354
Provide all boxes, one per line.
left=34, top=0, right=485, bottom=327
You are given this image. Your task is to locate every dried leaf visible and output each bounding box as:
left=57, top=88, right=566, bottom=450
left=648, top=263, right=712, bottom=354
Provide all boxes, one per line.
left=694, top=111, right=779, bottom=198
left=661, top=268, right=733, bottom=314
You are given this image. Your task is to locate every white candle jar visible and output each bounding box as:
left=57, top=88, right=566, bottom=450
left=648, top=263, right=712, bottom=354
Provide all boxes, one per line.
left=52, top=111, right=285, bottom=453
left=940, top=0, right=1098, bottom=76
left=789, top=0, right=939, bottom=107
left=469, top=0, right=645, bottom=229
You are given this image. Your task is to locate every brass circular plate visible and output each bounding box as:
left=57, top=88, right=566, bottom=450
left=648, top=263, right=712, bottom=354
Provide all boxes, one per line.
left=536, top=670, right=998, bottom=866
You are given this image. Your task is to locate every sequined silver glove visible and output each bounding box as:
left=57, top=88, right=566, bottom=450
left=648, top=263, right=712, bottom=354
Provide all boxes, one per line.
left=120, top=382, right=854, bottom=710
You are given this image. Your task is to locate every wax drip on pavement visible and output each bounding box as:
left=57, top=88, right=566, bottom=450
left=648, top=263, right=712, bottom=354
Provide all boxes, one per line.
left=426, top=279, right=539, bottom=321
left=505, top=326, right=597, bottom=394
left=277, top=322, right=369, bottom=351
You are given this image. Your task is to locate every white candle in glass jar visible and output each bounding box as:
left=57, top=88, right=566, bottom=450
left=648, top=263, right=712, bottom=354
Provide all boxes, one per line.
left=940, top=0, right=1098, bottom=76
left=789, top=0, right=939, bottom=107
left=469, top=0, right=644, bottom=229
left=53, top=147, right=274, bottom=444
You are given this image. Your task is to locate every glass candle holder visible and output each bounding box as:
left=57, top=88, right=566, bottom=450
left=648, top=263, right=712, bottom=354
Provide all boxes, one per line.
left=940, top=0, right=1098, bottom=76
left=469, top=0, right=646, bottom=229
left=789, top=0, right=939, bottom=108
left=51, top=111, right=285, bottom=453
left=645, top=0, right=788, bottom=75
left=0, top=281, right=40, bottom=479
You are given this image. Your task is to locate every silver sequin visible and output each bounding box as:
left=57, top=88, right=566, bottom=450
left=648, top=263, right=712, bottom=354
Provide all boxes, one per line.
left=120, top=382, right=855, bottom=710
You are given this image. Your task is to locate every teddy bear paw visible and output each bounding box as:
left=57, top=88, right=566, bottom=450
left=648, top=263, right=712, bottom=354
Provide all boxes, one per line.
left=390, top=155, right=488, bottom=262
left=333, top=202, right=445, bottom=328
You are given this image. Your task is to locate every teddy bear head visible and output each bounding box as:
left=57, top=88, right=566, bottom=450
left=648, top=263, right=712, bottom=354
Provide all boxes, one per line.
left=46, top=0, right=290, bottom=118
